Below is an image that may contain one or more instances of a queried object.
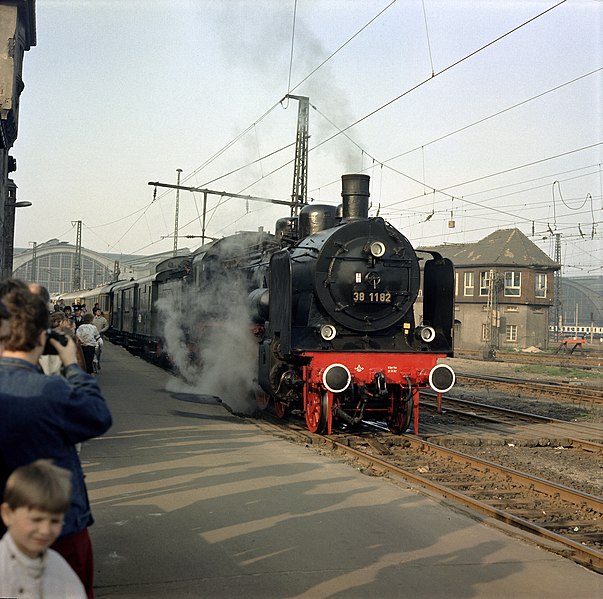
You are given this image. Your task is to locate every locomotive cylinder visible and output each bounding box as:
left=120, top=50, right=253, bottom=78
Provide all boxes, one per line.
left=341, top=174, right=370, bottom=220
left=248, top=288, right=269, bottom=322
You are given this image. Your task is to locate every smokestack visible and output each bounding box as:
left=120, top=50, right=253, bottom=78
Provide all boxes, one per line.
left=341, top=174, right=369, bottom=219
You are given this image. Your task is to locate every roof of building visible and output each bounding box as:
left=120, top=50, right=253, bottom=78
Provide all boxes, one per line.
left=14, top=240, right=190, bottom=266
left=563, top=275, right=603, bottom=293
left=420, top=228, right=560, bottom=270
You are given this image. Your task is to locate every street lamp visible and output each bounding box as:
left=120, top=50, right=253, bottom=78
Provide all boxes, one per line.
left=1, top=179, right=32, bottom=279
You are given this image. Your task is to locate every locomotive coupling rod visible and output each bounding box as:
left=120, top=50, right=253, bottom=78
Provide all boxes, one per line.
left=148, top=182, right=296, bottom=207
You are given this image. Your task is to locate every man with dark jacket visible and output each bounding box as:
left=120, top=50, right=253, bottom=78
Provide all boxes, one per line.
left=0, top=284, right=112, bottom=599
left=0, top=300, right=9, bottom=354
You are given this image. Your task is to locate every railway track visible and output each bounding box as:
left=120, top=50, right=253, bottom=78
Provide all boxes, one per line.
left=252, top=413, right=603, bottom=574
left=455, top=349, right=603, bottom=368
left=455, top=372, right=603, bottom=408
left=326, top=433, right=603, bottom=574
left=420, top=393, right=603, bottom=447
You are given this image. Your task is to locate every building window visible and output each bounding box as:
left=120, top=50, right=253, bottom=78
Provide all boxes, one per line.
left=504, top=271, right=521, bottom=296
left=463, top=272, right=474, bottom=296
left=535, top=273, right=547, bottom=298
left=479, top=271, right=491, bottom=296
left=482, top=323, right=489, bottom=341
left=505, top=306, right=519, bottom=312
left=506, top=324, right=518, bottom=341
left=455, top=272, right=459, bottom=297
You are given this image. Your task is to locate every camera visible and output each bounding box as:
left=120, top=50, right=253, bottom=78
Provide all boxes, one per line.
left=43, top=328, right=69, bottom=355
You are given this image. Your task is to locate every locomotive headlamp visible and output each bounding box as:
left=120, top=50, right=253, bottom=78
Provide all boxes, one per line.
left=428, top=364, right=455, bottom=393
left=369, top=241, right=386, bottom=258
left=322, top=363, right=352, bottom=394
left=320, top=324, right=337, bottom=341
left=415, top=325, right=436, bottom=343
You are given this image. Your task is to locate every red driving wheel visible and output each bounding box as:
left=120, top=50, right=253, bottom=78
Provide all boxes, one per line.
left=305, top=388, right=329, bottom=434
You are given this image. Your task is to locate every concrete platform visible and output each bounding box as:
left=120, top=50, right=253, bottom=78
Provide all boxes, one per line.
left=84, top=343, right=602, bottom=598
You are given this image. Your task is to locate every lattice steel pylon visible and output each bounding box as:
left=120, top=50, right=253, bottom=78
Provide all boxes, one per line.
left=72, top=220, right=82, bottom=291
left=287, top=95, right=309, bottom=217
left=173, top=168, right=182, bottom=257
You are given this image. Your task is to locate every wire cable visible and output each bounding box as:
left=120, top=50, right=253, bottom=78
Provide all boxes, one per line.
left=421, top=0, right=435, bottom=77
left=308, top=0, right=569, bottom=154
left=286, top=0, right=298, bottom=99
left=148, top=0, right=572, bottom=230
left=116, top=0, right=573, bottom=254
left=383, top=66, right=603, bottom=165
left=289, top=0, right=398, bottom=93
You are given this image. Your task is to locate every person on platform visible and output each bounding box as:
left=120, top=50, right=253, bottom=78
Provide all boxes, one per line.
left=0, top=300, right=9, bottom=356
left=91, top=308, right=108, bottom=371
left=28, top=282, right=51, bottom=312
left=0, top=284, right=112, bottom=598
left=39, top=310, right=86, bottom=376
left=0, top=279, right=29, bottom=355
left=72, top=306, right=84, bottom=330
left=0, top=460, right=86, bottom=599
left=76, top=313, right=100, bottom=375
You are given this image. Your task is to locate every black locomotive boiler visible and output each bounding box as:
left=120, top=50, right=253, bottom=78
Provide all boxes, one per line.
left=244, top=173, right=455, bottom=434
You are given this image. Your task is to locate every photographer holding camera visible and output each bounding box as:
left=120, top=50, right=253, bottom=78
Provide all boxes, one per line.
left=40, top=310, right=87, bottom=375
left=0, top=283, right=112, bottom=598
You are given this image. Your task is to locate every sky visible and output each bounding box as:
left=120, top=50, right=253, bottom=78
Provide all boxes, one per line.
left=12, top=0, right=603, bottom=276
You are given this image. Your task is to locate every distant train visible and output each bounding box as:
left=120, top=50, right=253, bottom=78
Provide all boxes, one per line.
left=549, top=325, right=603, bottom=341
left=58, top=174, right=456, bottom=434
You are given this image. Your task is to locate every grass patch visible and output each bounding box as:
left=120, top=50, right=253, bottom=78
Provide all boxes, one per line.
left=515, top=364, right=602, bottom=380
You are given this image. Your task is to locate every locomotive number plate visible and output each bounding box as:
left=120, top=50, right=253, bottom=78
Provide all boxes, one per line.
left=353, top=291, right=392, bottom=303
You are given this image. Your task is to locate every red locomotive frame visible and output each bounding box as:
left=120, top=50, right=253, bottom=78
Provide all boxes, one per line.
left=296, top=351, right=452, bottom=435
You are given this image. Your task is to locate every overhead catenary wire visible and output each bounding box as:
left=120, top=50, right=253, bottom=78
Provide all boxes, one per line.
left=384, top=142, right=603, bottom=209
left=421, top=0, right=435, bottom=77
left=285, top=0, right=298, bottom=100
left=382, top=66, right=603, bottom=165
left=152, top=0, right=400, bottom=207
left=305, top=0, right=569, bottom=156
left=230, top=0, right=578, bottom=214
left=288, top=0, right=399, bottom=94
left=180, top=0, right=400, bottom=202
left=129, top=1, right=582, bottom=257
left=141, top=0, right=571, bottom=220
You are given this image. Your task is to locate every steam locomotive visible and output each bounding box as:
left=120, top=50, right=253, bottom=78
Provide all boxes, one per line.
left=59, top=174, right=456, bottom=435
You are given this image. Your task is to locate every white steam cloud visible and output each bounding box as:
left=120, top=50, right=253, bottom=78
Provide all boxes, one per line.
left=157, top=260, right=258, bottom=415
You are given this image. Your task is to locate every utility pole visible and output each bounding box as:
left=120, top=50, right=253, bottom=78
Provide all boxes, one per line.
left=173, top=168, right=182, bottom=257
left=1, top=180, right=32, bottom=279
left=485, top=270, right=499, bottom=360
left=72, top=220, right=82, bottom=291
left=286, top=95, right=309, bottom=217
left=29, top=241, right=37, bottom=281
left=553, top=233, right=562, bottom=342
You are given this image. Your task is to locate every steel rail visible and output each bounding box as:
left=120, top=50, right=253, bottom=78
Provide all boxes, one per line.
left=456, top=374, right=603, bottom=407
left=420, top=394, right=603, bottom=450
left=320, top=435, right=603, bottom=574
left=454, top=350, right=603, bottom=365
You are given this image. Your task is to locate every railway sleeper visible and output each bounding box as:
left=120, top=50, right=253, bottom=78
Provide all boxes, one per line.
left=545, top=519, right=603, bottom=529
